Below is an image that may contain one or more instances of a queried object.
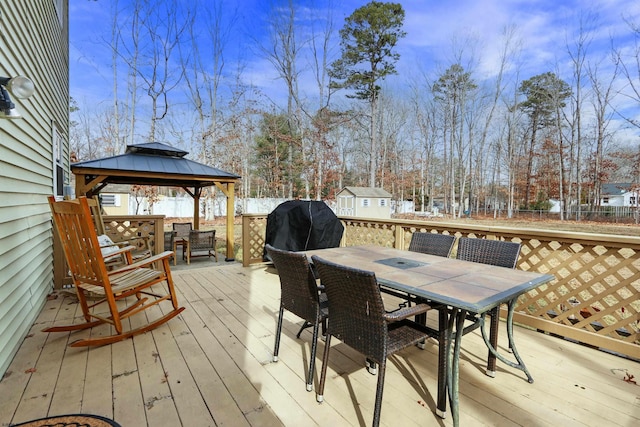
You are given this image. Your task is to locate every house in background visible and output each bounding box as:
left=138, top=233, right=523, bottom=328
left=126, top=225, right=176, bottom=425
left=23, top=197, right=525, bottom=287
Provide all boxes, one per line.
left=97, top=184, right=132, bottom=215
left=0, top=1, right=69, bottom=378
left=100, top=193, right=130, bottom=215
left=337, top=187, right=392, bottom=219
left=600, top=183, right=639, bottom=207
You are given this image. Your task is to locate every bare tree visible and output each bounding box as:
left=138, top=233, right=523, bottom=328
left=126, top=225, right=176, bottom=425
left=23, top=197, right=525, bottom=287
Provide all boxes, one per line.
left=564, top=13, right=594, bottom=220
left=586, top=52, right=619, bottom=208
left=108, top=0, right=189, bottom=145
left=614, top=17, right=640, bottom=130
left=259, top=0, right=303, bottom=198
left=137, top=1, right=189, bottom=141
left=307, top=0, right=338, bottom=200
left=471, top=25, right=520, bottom=216
left=110, top=0, right=122, bottom=152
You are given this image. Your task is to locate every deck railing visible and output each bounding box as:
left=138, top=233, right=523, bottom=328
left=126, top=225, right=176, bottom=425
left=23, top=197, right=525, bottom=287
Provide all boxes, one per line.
left=102, top=214, right=165, bottom=255
left=242, top=213, right=640, bottom=359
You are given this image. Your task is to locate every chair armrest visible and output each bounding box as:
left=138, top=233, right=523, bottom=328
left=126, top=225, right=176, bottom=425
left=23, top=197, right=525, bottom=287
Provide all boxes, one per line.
left=383, top=303, right=431, bottom=323
left=108, top=251, right=174, bottom=274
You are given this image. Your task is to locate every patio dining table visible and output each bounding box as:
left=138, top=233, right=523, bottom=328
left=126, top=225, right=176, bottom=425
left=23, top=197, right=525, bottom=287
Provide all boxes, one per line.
left=304, top=245, right=555, bottom=427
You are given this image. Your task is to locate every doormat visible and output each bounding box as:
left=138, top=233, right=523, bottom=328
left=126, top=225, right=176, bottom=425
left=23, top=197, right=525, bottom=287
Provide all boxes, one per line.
left=11, top=414, right=121, bottom=427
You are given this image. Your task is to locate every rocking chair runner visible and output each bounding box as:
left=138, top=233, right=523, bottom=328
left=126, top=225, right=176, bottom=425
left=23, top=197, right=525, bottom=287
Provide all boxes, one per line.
left=46, top=196, right=185, bottom=347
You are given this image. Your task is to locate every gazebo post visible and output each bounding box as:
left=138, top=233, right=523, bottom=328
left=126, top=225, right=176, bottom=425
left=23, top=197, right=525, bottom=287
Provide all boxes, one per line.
left=214, top=181, right=235, bottom=262
left=193, top=186, right=202, bottom=230
left=225, top=182, right=235, bottom=261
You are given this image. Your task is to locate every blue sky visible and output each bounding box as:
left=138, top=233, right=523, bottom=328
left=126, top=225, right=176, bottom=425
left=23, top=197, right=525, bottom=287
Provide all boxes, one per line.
left=69, top=0, right=640, bottom=127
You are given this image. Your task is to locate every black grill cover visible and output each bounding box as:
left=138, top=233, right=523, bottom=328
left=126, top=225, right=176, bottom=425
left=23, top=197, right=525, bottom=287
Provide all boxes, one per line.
left=263, top=200, right=344, bottom=261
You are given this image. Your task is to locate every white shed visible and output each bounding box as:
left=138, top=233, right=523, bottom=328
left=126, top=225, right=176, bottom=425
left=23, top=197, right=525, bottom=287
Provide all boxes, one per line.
left=337, top=187, right=392, bottom=219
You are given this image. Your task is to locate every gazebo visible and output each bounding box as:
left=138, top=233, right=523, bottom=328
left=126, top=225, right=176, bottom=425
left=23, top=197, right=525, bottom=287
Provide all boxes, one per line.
left=71, top=142, right=241, bottom=261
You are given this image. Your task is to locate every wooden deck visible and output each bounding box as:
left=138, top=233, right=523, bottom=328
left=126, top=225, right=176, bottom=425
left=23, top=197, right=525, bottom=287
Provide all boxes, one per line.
left=1, top=263, right=638, bottom=427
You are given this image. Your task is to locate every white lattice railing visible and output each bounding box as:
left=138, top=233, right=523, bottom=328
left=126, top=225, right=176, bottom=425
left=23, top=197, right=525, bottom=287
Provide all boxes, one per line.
left=242, top=214, right=640, bottom=359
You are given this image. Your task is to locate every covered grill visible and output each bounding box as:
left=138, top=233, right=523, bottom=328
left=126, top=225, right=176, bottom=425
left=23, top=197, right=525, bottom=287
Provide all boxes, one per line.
left=263, top=200, right=344, bottom=261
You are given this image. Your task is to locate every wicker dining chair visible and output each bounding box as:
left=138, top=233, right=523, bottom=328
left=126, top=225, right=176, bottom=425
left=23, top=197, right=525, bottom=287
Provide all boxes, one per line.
left=164, top=230, right=176, bottom=252
left=266, top=244, right=329, bottom=392
left=172, top=222, right=192, bottom=240
left=403, top=232, right=458, bottom=313
left=408, top=232, right=456, bottom=257
left=456, top=237, right=521, bottom=269
left=183, top=230, right=218, bottom=263
left=163, top=230, right=176, bottom=263
left=311, top=255, right=432, bottom=427
left=456, top=237, right=522, bottom=375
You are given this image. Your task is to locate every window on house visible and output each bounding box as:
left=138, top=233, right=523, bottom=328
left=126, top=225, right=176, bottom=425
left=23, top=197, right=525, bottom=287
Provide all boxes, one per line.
left=378, top=198, right=387, bottom=207
left=101, top=194, right=120, bottom=207
left=52, top=122, right=65, bottom=198
left=631, top=197, right=637, bottom=205
left=603, top=197, right=609, bottom=204
left=362, top=198, right=370, bottom=207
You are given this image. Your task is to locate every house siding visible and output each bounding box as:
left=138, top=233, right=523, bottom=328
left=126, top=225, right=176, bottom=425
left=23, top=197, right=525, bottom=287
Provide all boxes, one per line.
left=0, top=1, right=69, bottom=377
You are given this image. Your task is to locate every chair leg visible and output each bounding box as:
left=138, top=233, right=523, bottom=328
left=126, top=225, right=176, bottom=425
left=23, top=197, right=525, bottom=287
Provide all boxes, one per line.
left=316, top=334, right=332, bottom=403
left=366, top=358, right=377, bottom=375
left=307, top=318, right=321, bottom=392
left=273, top=306, right=284, bottom=362
left=75, top=288, right=92, bottom=323
left=372, top=358, right=386, bottom=427
left=104, top=293, right=123, bottom=334
left=296, top=321, right=312, bottom=338
left=415, top=309, right=428, bottom=350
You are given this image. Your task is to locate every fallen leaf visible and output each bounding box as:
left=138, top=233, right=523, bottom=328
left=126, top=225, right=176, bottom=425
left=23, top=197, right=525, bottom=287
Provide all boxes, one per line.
left=24, top=368, right=37, bottom=374
left=624, top=372, right=637, bottom=385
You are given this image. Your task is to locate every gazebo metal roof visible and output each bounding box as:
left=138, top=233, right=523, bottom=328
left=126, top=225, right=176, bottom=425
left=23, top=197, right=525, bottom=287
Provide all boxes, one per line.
left=71, top=142, right=240, bottom=261
left=72, top=142, right=240, bottom=189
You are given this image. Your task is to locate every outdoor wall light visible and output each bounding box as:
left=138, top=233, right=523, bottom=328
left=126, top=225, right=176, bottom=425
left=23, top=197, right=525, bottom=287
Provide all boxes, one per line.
left=0, top=75, right=35, bottom=119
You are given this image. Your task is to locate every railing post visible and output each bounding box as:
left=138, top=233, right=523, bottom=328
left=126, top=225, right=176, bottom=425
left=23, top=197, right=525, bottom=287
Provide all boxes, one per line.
left=154, top=217, right=164, bottom=255
left=242, top=215, right=250, bottom=267
left=394, top=224, right=403, bottom=249
left=340, top=219, right=347, bottom=247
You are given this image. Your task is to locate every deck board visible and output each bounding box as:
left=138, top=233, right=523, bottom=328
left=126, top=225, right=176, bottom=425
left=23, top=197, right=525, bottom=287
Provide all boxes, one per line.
left=1, top=263, right=638, bottom=427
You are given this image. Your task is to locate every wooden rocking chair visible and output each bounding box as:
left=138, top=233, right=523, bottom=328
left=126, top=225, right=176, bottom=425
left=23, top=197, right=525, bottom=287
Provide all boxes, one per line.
left=46, top=196, right=185, bottom=347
